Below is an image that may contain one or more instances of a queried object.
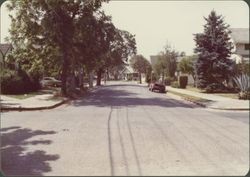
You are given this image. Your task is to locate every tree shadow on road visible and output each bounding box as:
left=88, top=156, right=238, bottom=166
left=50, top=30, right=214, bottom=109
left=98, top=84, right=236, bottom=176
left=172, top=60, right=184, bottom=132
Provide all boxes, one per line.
left=1, top=126, right=59, bottom=176
left=72, top=86, right=195, bottom=108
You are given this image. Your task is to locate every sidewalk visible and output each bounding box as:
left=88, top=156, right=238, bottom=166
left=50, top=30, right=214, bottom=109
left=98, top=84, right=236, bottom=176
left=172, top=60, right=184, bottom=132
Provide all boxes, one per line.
left=0, top=94, right=68, bottom=111
left=0, top=81, right=101, bottom=111
left=166, top=86, right=250, bottom=110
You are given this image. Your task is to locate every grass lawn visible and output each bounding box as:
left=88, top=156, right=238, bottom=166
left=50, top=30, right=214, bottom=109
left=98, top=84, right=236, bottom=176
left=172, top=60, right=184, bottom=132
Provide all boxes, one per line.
left=4, top=89, right=56, bottom=100
left=213, top=93, right=239, bottom=99
left=185, top=85, right=239, bottom=100
left=186, top=85, right=204, bottom=93
left=5, top=92, right=41, bottom=99
left=168, top=90, right=212, bottom=103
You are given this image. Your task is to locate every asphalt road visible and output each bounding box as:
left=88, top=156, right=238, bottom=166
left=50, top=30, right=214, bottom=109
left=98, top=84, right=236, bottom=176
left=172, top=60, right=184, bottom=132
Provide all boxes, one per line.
left=1, top=81, right=249, bottom=176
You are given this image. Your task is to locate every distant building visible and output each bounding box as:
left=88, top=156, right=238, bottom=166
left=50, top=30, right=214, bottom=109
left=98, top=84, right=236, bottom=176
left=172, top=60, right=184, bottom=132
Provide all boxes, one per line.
left=122, top=65, right=139, bottom=81
left=229, top=28, right=249, bottom=63
left=149, top=55, right=159, bottom=67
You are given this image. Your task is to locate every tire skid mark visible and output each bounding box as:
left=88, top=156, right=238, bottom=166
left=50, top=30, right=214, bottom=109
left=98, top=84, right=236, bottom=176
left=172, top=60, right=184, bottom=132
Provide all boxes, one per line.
left=139, top=92, right=233, bottom=174
left=153, top=104, right=246, bottom=172
left=118, top=91, right=143, bottom=176
left=140, top=105, right=199, bottom=174
left=167, top=99, right=248, bottom=152
left=174, top=109, right=248, bottom=164
left=167, top=98, right=248, bottom=142
left=107, top=106, right=115, bottom=176
left=125, top=106, right=143, bottom=176
left=116, top=106, right=130, bottom=176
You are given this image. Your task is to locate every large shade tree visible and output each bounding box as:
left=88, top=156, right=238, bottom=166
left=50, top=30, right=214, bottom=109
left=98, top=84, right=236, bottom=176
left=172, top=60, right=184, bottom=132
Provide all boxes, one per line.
left=96, top=29, right=137, bottom=85
left=194, top=10, right=235, bottom=89
left=6, top=0, right=136, bottom=96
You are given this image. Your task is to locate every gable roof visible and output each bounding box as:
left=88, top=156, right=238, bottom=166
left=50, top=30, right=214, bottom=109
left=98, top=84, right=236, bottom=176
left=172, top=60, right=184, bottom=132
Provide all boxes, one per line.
left=123, top=65, right=134, bottom=74
left=0, top=43, right=13, bottom=55
left=230, top=28, right=249, bottom=44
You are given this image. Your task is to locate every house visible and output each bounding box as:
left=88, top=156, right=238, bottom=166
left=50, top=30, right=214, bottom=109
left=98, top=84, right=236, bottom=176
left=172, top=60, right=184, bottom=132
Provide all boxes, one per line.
left=122, top=65, right=139, bottom=81
left=229, top=28, right=249, bottom=63
left=0, top=43, right=13, bottom=64
left=150, top=55, right=159, bottom=67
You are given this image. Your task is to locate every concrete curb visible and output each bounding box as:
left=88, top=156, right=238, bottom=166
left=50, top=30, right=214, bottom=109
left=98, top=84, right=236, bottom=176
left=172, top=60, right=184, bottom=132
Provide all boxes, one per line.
left=0, top=99, right=70, bottom=112
left=169, top=92, right=250, bottom=111
left=207, top=107, right=250, bottom=111
left=182, top=97, right=207, bottom=108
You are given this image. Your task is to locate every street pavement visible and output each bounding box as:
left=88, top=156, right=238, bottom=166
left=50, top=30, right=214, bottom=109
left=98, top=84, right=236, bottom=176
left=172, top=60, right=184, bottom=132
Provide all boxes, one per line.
left=0, top=81, right=249, bottom=176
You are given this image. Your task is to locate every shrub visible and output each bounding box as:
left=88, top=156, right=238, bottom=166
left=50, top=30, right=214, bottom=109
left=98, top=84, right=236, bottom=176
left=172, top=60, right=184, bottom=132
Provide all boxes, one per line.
left=164, top=77, right=176, bottom=85
left=205, top=83, right=227, bottom=93
left=171, top=81, right=180, bottom=88
left=164, top=77, right=171, bottom=85
left=238, top=90, right=250, bottom=100
left=0, top=68, right=41, bottom=94
left=1, top=69, right=24, bottom=94
left=233, top=74, right=250, bottom=100
left=178, top=75, right=188, bottom=89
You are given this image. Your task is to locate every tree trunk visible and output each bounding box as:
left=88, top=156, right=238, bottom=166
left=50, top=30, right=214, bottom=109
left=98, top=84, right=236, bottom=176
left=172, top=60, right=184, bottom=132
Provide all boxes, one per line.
left=96, top=68, right=102, bottom=86
left=61, top=53, right=69, bottom=96
left=162, top=72, right=165, bottom=84
left=88, top=71, right=94, bottom=88
left=192, top=74, right=196, bottom=87
left=107, top=69, right=110, bottom=81
left=78, top=68, right=83, bottom=89
left=139, top=72, right=142, bottom=84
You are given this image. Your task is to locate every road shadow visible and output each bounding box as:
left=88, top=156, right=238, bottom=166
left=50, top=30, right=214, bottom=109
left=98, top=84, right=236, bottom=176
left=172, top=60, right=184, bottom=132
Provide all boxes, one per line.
left=1, top=126, right=59, bottom=176
left=102, top=83, right=148, bottom=88
left=72, top=85, right=195, bottom=108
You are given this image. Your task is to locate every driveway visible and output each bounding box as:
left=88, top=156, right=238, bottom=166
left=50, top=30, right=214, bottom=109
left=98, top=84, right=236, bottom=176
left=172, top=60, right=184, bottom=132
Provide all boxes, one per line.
left=1, top=81, right=249, bottom=176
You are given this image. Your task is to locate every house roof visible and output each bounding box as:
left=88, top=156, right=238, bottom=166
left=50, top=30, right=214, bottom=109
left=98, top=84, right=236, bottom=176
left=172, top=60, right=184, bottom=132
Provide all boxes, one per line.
left=0, top=43, right=13, bottom=55
left=123, top=65, right=134, bottom=74
left=150, top=55, right=159, bottom=66
left=230, top=28, right=249, bottom=44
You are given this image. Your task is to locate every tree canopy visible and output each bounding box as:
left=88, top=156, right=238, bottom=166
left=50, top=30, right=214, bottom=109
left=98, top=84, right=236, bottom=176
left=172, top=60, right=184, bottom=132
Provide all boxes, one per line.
left=178, top=55, right=197, bottom=86
left=130, top=54, right=151, bottom=84
left=153, top=44, right=178, bottom=82
left=6, top=0, right=136, bottom=96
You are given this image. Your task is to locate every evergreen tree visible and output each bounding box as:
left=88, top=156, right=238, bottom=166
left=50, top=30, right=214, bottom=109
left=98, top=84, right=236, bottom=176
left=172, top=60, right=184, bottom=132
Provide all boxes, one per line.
left=194, top=10, right=235, bottom=89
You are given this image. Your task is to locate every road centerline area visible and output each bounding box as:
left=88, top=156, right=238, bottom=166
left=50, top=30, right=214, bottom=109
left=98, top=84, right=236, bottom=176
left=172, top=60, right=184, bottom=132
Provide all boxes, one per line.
left=1, top=81, right=249, bottom=176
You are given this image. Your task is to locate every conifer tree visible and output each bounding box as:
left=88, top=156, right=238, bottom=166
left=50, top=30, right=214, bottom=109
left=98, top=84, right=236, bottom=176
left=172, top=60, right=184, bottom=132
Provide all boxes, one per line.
left=194, top=10, right=235, bottom=89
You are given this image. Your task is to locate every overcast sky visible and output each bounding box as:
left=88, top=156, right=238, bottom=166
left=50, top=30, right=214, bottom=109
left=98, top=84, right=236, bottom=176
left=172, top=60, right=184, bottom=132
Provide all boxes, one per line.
left=1, top=0, right=249, bottom=59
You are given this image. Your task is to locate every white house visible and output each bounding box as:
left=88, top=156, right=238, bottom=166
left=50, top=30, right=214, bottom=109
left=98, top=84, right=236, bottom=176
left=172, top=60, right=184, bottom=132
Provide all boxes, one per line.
left=122, top=65, right=140, bottom=81
left=229, top=28, right=249, bottom=63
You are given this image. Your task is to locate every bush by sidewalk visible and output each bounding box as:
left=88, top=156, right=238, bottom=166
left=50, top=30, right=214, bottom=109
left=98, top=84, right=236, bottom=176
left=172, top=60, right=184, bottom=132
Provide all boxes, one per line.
left=0, top=68, right=41, bottom=94
left=171, top=81, right=180, bottom=88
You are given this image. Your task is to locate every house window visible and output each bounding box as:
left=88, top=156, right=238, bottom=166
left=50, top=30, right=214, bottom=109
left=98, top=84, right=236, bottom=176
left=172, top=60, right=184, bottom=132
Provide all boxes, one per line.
left=245, top=44, right=250, bottom=50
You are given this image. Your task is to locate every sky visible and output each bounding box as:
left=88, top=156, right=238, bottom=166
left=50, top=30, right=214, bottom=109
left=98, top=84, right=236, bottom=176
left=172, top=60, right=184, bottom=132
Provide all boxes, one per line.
left=1, top=0, right=249, bottom=60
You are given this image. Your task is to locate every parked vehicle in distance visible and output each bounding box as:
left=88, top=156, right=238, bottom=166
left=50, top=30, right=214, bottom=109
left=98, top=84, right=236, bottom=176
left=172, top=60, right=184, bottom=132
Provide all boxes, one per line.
left=40, top=77, right=62, bottom=88
left=149, top=82, right=166, bottom=93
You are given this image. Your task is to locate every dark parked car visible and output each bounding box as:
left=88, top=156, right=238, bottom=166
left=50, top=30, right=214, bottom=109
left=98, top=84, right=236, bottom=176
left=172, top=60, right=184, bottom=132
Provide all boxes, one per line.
left=149, top=82, right=166, bottom=93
